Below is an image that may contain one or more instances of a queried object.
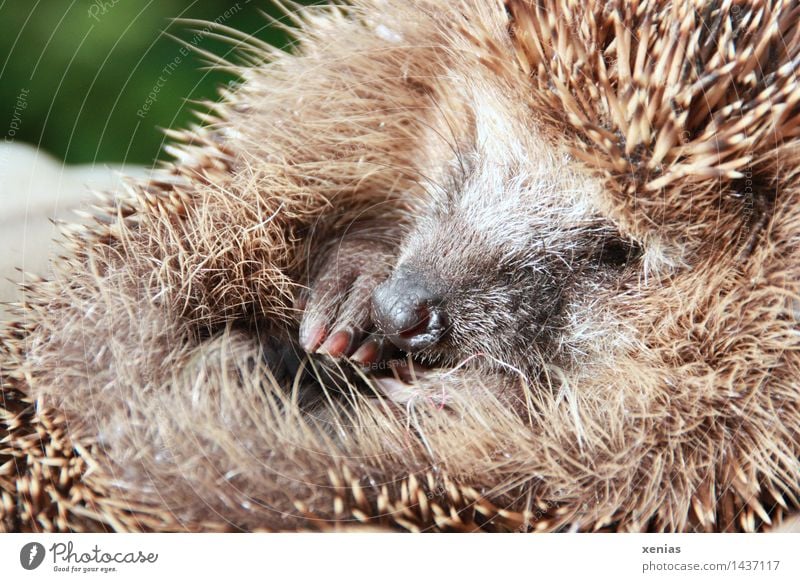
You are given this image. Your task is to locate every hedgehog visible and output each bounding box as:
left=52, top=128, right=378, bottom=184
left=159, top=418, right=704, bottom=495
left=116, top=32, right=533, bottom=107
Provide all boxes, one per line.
left=2, top=0, right=800, bottom=533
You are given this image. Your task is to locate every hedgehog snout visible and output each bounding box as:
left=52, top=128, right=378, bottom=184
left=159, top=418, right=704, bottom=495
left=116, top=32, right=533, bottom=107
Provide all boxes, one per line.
left=371, top=270, right=449, bottom=353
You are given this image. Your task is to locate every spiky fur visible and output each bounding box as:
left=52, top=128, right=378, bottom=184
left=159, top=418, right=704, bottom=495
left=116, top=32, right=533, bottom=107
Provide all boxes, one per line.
left=1, top=0, right=800, bottom=532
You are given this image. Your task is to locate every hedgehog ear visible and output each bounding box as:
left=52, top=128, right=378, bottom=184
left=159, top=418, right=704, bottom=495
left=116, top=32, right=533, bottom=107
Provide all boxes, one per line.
left=508, top=0, right=800, bottom=249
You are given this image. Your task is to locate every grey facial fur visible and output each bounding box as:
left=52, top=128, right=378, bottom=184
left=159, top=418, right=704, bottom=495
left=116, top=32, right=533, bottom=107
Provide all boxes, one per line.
left=372, top=146, right=641, bottom=373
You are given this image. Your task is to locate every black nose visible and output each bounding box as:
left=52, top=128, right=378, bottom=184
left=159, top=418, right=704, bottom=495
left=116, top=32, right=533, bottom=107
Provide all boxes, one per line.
left=371, top=272, right=448, bottom=353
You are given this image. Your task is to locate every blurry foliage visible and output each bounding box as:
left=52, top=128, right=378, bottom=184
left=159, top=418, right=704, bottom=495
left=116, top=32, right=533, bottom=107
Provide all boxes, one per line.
left=0, top=0, right=312, bottom=165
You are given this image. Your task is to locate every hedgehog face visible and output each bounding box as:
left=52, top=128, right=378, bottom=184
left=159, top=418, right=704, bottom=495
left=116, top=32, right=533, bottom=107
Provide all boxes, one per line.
left=372, top=135, right=642, bottom=373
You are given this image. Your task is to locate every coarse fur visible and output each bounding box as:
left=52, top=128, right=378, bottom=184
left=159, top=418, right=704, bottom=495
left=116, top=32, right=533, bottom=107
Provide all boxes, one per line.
left=1, top=0, right=800, bottom=532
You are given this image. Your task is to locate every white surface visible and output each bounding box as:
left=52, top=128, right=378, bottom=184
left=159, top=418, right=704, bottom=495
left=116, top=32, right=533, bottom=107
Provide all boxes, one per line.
left=1, top=532, right=799, bottom=581
left=0, top=143, right=148, bottom=309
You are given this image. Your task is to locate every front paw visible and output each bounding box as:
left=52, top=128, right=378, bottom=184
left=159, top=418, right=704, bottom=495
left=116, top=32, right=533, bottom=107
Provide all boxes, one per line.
left=298, top=236, right=395, bottom=366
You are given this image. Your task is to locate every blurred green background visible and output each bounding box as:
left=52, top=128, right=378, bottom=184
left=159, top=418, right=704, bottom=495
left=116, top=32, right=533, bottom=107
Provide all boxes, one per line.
left=0, top=0, right=311, bottom=166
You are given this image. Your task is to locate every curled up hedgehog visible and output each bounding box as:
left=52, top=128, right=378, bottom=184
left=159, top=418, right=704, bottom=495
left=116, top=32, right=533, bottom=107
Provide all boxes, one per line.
left=2, top=0, right=800, bottom=533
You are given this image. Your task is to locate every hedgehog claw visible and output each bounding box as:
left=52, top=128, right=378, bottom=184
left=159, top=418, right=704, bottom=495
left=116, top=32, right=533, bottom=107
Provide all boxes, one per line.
left=299, top=319, right=327, bottom=352
left=318, top=328, right=357, bottom=357
left=298, top=235, right=395, bottom=364
left=351, top=335, right=384, bottom=366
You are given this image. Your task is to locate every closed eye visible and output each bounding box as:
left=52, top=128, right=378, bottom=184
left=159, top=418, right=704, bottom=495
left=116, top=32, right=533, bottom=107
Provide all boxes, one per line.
left=595, top=235, right=642, bottom=268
